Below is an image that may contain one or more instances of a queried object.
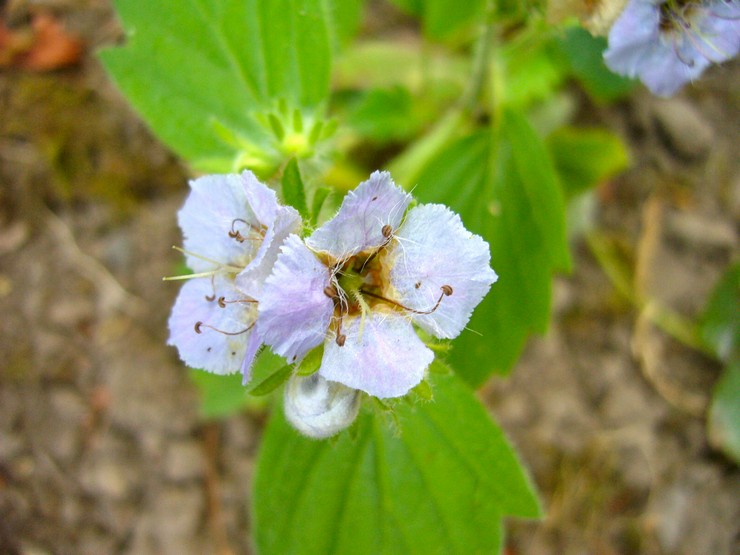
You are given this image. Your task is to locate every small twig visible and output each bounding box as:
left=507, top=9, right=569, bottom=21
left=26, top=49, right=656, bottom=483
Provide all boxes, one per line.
left=43, top=206, right=145, bottom=317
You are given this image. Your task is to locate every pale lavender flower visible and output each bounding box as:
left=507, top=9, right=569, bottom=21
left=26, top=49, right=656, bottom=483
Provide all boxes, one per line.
left=167, top=171, right=300, bottom=377
left=604, top=0, right=740, bottom=96
left=254, top=171, right=497, bottom=399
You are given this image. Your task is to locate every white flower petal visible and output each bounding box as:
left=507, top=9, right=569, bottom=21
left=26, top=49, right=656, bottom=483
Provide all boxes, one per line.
left=167, top=275, right=255, bottom=374
left=320, top=312, right=433, bottom=398
left=306, top=171, right=412, bottom=260
left=258, top=235, right=335, bottom=363
left=178, top=171, right=279, bottom=272
left=390, top=204, right=497, bottom=339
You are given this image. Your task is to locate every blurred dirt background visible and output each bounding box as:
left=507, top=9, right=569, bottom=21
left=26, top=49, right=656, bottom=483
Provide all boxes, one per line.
left=0, top=1, right=738, bottom=554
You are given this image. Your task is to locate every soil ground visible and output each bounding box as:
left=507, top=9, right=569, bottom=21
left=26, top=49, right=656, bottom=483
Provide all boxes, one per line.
left=0, top=1, right=738, bottom=554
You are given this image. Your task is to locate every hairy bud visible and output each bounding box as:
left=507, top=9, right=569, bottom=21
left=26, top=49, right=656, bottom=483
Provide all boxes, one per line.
left=284, top=374, right=361, bottom=439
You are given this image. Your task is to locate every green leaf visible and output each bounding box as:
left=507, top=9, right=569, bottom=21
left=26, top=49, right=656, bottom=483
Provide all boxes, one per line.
left=248, top=363, right=294, bottom=396
left=708, top=361, right=740, bottom=464
left=190, top=349, right=285, bottom=418
left=281, top=158, right=309, bottom=220
left=557, top=27, right=636, bottom=102
left=190, top=370, right=250, bottom=419
left=413, top=110, right=570, bottom=385
left=347, top=86, right=422, bottom=143
left=389, top=0, right=486, bottom=40
left=700, top=263, right=740, bottom=362
left=497, top=34, right=567, bottom=110
left=253, top=370, right=540, bottom=555
left=100, top=0, right=354, bottom=168
left=547, top=126, right=630, bottom=198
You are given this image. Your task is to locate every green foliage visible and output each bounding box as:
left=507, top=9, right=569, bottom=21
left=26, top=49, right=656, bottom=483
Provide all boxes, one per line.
left=709, top=362, right=740, bottom=464
left=346, top=87, right=423, bottom=143
left=701, top=264, right=740, bottom=463
left=389, top=0, right=487, bottom=40
left=413, top=110, right=569, bottom=385
left=281, top=158, right=310, bottom=220
left=190, top=350, right=286, bottom=418
left=556, top=27, right=636, bottom=102
left=497, top=32, right=567, bottom=109
left=100, top=0, right=360, bottom=172
left=547, top=126, right=630, bottom=197
left=253, top=368, right=540, bottom=554
left=700, top=263, right=740, bottom=363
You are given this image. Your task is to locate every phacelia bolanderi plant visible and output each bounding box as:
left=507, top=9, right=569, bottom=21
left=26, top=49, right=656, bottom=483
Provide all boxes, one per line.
left=255, top=172, right=498, bottom=406
left=167, top=171, right=300, bottom=376
left=604, top=0, right=740, bottom=96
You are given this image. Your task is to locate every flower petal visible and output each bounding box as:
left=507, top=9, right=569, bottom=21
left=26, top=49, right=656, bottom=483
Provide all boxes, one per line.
left=389, top=204, right=497, bottom=339
left=167, top=275, right=255, bottom=374
left=178, top=171, right=279, bottom=272
left=235, top=202, right=301, bottom=300
left=284, top=374, right=361, bottom=439
left=306, top=171, right=412, bottom=260
left=258, top=235, right=334, bottom=363
left=320, top=312, right=433, bottom=398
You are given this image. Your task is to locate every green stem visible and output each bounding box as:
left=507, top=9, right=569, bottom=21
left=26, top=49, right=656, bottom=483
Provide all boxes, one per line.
left=387, top=0, right=497, bottom=186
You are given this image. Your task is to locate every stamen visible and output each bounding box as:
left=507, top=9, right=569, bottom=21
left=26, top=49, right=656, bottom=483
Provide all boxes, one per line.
left=324, top=284, right=338, bottom=299
left=228, top=218, right=265, bottom=243
left=217, top=296, right=257, bottom=308
left=360, top=285, right=453, bottom=315
left=163, top=270, right=220, bottom=281
left=194, top=321, right=254, bottom=335
left=381, top=224, right=392, bottom=238
left=205, top=275, right=216, bottom=301
left=171, top=246, right=243, bottom=272
left=335, top=313, right=346, bottom=346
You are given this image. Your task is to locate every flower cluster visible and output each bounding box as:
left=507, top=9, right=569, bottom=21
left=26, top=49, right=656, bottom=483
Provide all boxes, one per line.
left=604, top=0, right=740, bottom=96
left=168, top=170, right=497, bottom=437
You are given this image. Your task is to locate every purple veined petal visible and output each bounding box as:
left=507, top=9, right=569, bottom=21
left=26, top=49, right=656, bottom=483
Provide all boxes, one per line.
left=178, top=171, right=279, bottom=273
left=306, top=171, right=412, bottom=260
left=167, top=274, right=255, bottom=374
left=696, top=4, right=740, bottom=64
left=258, top=234, right=335, bottom=363
left=235, top=202, right=301, bottom=300
left=640, top=41, right=709, bottom=95
left=604, top=0, right=662, bottom=78
left=320, top=311, right=433, bottom=398
left=389, top=204, right=497, bottom=340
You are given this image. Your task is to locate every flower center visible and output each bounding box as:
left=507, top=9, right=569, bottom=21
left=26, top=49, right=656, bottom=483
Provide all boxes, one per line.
left=659, top=0, right=700, bottom=33
left=322, top=227, right=454, bottom=347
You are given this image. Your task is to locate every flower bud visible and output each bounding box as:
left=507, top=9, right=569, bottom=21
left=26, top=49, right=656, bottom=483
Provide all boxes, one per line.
left=284, top=374, right=361, bottom=439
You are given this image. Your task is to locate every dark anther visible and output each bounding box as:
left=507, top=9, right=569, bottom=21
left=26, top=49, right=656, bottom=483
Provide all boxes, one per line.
left=195, top=321, right=204, bottom=334
left=371, top=196, right=378, bottom=201
left=336, top=334, right=346, bottom=347
left=218, top=296, right=227, bottom=308
left=323, top=284, right=338, bottom=299
left=228, top=218, right=264, bottom=243
left=415, top=281, right=422, bottom=289
left=205, top=294, right=216, bottom=302
left=381, top=224, right=392, bottom=238
left=441, top=284, right=453, bottom=296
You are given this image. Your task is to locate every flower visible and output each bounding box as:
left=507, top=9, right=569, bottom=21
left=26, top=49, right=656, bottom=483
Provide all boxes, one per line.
left=604, top=0, right=740, bottom=96
left=254, top=171, right=497, bottom=399
left=284, top=374, right=361, bottom=439
left=167, top=171, right=300, bottom=377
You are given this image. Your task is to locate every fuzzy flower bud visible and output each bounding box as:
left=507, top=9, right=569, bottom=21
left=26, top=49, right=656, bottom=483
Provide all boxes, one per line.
left=284, top=374, right=361, bottom=439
